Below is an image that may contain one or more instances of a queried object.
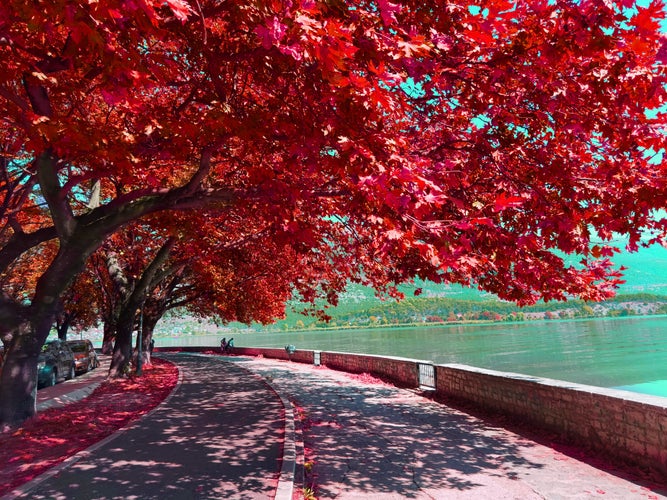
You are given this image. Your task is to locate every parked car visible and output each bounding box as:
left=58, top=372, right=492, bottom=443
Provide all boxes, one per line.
left=37, top=340, right=75, bottom=388
left=67, top=339, right=99, bottom=374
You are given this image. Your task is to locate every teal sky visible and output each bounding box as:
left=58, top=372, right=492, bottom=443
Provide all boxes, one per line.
left=610, top=244, right=667, bottom=294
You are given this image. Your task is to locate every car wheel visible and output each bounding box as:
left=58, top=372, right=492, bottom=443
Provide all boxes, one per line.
left=67, top=364, right=75, bottom=380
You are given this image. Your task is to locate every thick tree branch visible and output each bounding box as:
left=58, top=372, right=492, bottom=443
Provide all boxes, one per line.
left=0, top=172, right=236, bottom=276
left=105, top=251, right=131, bottom=299
left=22, top=74, right=52, bottom=118
left=0, top=295, right=29, bottom=338
left=0, top=226, right=57, bottom=274
left=129, top=238, right=176, bottom=308
left=181, top=145, right=215, bottom=195
left=149, top=263, right=184, bottom=292
left=36, top=151, right=77, bottom=242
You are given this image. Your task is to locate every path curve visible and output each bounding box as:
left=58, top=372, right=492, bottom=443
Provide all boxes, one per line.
left=236, top=356, right=667, bottom=499
left=21, top=353, right=285, bottom=500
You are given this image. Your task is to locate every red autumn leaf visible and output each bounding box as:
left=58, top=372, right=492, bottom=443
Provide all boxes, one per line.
left=378, top=0, right=401, bottom=26
left=255, top=16, right=288, bottom=49
left=163, top=0, right=192, bottom=23
left=629, top=2, right=663, bottom=32
left=493, top=193, right=525, bottom=212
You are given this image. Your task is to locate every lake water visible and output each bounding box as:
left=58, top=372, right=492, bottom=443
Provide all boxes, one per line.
left=155, top=315, right=667, bottom=398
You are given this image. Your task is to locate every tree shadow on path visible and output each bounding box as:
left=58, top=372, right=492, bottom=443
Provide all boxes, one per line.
left=25, top=354, right=283, bottom=500
left=239, top=358, right=667, bottom=499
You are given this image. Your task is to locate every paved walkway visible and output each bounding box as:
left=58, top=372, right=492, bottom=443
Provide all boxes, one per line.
left=235, top=356, right=667, bottom=499
left=15, top=353, right=667, bottom=499
left=20, top=354, right=285, bottom=499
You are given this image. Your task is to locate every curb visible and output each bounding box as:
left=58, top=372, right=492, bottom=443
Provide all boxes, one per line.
left=36, top=356, right=111, bottom=412
left=291, top=401, right=306, bottom=499
left=273, top=389, right=297, bottom=500
left=36, top=381, right=104, bottom=412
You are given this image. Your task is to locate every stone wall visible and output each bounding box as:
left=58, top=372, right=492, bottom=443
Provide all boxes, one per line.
left=435, top=363, right=667, bottom=475
left=319, top=351, right=423, bottom=388
left=233, top=347, right=314, bottom=364
left=233, top=348, right=420, bottom=387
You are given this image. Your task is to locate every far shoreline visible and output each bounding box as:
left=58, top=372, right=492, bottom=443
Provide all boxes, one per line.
left=148, top=310, right=667, bottom=339
left=266, top=308, right=667, bottom=335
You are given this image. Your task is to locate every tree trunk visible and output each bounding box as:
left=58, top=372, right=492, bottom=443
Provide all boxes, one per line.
left=0, top=150, right=211, bottom=427
left=108, top=306, right=136, bottom=378
left=0, top=231, right=97, bottom=427
left=108, top=239, right=174, bottom=377
left=137, top=309, right=160, bottom=367
left=101, top=317, right=116, bottom=355
left=56, top=315, right=70, bottom=340
left=0, top=316, right=53, bottom=428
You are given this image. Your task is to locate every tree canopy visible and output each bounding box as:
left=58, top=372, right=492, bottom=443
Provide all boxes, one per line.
left=1, top=0, right=666, bottom=426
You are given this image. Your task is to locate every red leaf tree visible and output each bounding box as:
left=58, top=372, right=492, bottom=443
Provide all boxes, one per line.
left=1, top=0, right=666, bottom=426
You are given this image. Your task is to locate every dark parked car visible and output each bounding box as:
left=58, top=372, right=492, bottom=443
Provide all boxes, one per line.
left=38, top=340, right=75, bottom=388
left=67, top=339, right=99, bottom=374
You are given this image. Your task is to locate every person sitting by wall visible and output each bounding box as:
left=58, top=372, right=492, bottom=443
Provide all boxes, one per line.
left=224, top=338, right=234, bottom=354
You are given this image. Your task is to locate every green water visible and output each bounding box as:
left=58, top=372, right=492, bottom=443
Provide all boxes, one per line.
left=159, top=315, right=667, bottom=397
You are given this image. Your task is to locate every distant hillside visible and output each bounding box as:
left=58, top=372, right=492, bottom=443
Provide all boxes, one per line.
left=267, top=243, right=667, bottom=331
left=146, top=243, right=667, bottom=336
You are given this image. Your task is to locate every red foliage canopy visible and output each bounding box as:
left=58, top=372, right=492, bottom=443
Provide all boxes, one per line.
left=1, top=0, right=665, bottom=312
left=1, top=0, right=666, bottom=427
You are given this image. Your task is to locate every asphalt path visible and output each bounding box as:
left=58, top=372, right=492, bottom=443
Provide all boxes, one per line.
left=22, top=353, right=284, bottom=500
left=235, top=356, right=667, bottom=500
left=16, top=353, right=667, bottom=499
